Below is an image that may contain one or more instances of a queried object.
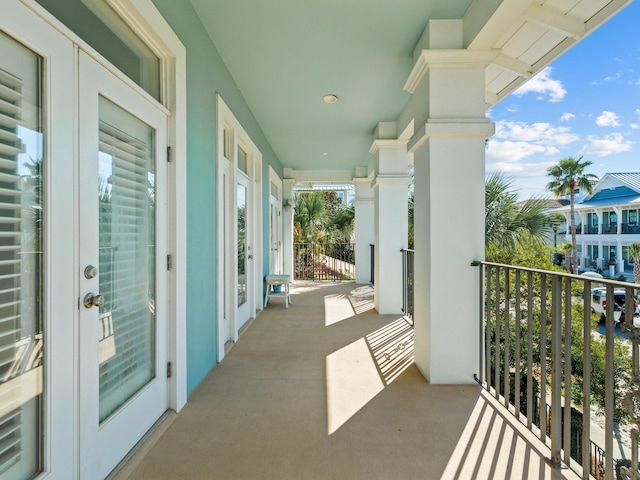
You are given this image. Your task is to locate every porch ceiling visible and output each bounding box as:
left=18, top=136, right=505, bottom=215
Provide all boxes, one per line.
left=188, top=0, right=632, bottom=173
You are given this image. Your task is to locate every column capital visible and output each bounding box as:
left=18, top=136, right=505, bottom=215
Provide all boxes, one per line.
left=369, top=139, right=408, bottom=155
left=372, top=174, right=412, bottom=189
left=404, top=50, right=496, bottom=93
left=408, top=119, right=495, bottom=153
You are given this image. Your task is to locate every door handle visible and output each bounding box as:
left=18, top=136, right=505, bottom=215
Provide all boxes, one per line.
left=83, top=293, right=105, bottom=309
left=248, top=255, right=254, bottom=259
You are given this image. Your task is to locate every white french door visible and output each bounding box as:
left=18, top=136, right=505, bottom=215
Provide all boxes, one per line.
left=236, top=174, right=251, bottom=327
left=270, top=198, right=282, bottom=274
left=77, top=51, right=168, bottom=479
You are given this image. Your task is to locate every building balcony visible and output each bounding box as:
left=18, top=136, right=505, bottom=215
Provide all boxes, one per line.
left=113, top=272, right=636, bottom=480
left=601, top=224, right=617, bottom=234
left=622, top=223, right=640, bottom=234
left=584, top=226, right=599, bottom=234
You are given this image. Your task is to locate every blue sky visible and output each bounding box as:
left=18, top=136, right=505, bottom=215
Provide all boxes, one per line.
left=486, top=1, right=640, bottom=200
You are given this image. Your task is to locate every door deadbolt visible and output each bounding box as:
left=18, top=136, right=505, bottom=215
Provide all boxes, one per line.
left=84, top=265, right=98, bottom=279
left=83, top=293, right=105, bottom=309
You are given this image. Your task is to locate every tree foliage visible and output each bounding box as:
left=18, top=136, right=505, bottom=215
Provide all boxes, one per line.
left=546, top=157, right=598, bottom=274
left=485, top=172, right=554, bottom=264
left=626, top=242, right=640, bottom=285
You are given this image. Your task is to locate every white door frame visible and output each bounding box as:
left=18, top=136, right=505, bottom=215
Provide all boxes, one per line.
left=216, top=94, right=262, bottom=361
left=269, top=166, right=283, bottom=274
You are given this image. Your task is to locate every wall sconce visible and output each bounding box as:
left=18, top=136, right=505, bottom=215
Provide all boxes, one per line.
left=283, top=199, right=292, bottom=211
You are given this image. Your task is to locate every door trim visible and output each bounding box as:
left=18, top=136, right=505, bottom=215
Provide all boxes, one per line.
left=216, top=94, right=263, bottom=362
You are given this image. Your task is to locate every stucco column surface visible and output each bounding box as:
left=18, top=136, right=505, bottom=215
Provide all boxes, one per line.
left=353, top=177, right=375, bottom=284
left=371, top=140, right=410, bottom=314
left=407, top=55, right=494, bottom=384
left=283, top=178, right=295, bottom=277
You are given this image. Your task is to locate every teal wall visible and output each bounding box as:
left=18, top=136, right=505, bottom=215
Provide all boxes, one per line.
left=152, top=0, right=283, bottom=394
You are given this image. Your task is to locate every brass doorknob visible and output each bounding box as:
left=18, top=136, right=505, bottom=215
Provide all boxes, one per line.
left=83, top=293, right=105, bottom=309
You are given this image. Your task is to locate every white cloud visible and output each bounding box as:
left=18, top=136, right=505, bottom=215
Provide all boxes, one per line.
left=595, top=111, right=621, bottom=127
left=560, top=113, right=575, bottom=122
left=506, top=104, right=518, bottom=113
left=631, top=123, right=640, bottom=129
left=486, top=159, right=557, bottom=177
left=603, top=71, right=623, bottom=82
left=513, top=67, right=567, bottom=103
left=635, top=109, right=640, bottom=117
left=495, top=120, right=579, bottom=146
left=578, top=133, right=633, bottom=157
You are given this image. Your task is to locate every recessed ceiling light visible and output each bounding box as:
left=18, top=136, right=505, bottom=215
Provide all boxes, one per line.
left=322, top=94, right=339, bottom=104
left=322, top=152, right=329, bottom=156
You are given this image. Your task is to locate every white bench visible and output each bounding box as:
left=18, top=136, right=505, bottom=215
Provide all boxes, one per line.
left=264, top=274, right=291, bottom=308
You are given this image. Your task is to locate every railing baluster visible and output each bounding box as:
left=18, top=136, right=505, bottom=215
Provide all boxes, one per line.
left=582, top=279, right=591, bottom=480
left=514, top=269, right=521, bottom=420
left=495, top=266, right=501, bottom=400
left=527, top=270, right=533, bottom=429
left=563, top=277, right=572, bottom=466
left=478, top=262, right=485, bottom=385
left=485, top=266, right=492, bottom=389
left=550, top=275, right=562, bottom=465
left=504, top=268, right=511, bottom=409
left=605, top=284, right=614, bottom=480
left=540, top=273, right=548, bottom=442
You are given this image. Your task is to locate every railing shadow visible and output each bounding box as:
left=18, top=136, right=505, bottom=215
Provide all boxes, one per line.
left=364, top=317, right=414, bottom=386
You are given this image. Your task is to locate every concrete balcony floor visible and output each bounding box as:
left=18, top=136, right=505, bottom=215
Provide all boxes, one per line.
left=114, top=281, right=580, bottom=480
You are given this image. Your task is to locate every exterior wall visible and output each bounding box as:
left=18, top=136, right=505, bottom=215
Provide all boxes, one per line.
left=566, top=204, right=640, bottom=275
left=152, top=0, right=282, bottom=394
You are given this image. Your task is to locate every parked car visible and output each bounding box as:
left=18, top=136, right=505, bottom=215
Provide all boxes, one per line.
left=591, top=287, right=639, bottom=322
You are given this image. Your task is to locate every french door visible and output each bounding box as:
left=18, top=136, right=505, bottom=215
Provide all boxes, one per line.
left=78, top=51, right=168, bottom=479
left=236, top=174, right=251, bottom=326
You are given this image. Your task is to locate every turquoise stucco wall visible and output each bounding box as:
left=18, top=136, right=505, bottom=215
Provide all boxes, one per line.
left=152, top=0, right=283, bottom=394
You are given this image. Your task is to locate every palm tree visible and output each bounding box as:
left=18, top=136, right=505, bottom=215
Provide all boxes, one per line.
left=546, top=157, right=598, bottom=274
left=485, top=172, right=553, bottom=262
left=627, top=243, right=640, bottom=285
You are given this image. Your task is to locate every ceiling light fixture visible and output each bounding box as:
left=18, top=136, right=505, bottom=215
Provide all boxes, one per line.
left=322, top=94, right=339, bottom=104
left=322, top=152, right=329, bottom=156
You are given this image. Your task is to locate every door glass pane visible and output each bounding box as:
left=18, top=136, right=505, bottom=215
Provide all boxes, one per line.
left=35, top=0, right=160, bottom=101
left=98, top=97, right=155, bottom=423
left=0, top=31, right=44, bottom=479
left=237, top=184, right=247, bottom=307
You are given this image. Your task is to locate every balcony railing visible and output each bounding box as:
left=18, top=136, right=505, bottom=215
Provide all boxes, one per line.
left=585, top=226, right=599, bottom=234
left=622, top=223, right=640, bottom=234
left=370, top=244, right=375, bottom=285
left=293, top=243, right=355, bottom=281
left=602, top=224, right=617, bottom=234
left=401, top=249, right=414, bottom=323
left=476, top=261, right=640, bottom=480
left=575, top=225, right=582, bottom=234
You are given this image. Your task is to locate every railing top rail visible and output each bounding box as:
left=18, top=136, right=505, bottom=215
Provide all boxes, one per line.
left=400, top=249, right=414, bottom=253
left=475, top=260, right=640, bottom=289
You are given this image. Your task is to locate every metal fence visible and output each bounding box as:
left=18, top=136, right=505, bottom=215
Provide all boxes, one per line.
left=293, top=243, right=355, bottom=281
left=401, top=249, right=414, bottom=323
left=475, top=261, right=640, bottom=480
left=370, top=244, right=375, bottom=285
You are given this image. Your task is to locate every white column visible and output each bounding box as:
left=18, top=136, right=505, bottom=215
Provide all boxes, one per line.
left=617, top=239, right=624, bottom=274
left=598, top=240, right=604, bottom=269
left=370, top=139, right=410, bottom=314
left=283, top=178, right=295, bottom=278
left=353, top=177, right=375, bottom=284
left=406, top=26, right=494, bottom=383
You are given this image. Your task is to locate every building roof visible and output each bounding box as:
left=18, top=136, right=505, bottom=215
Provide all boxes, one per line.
left=583, top=172, right=640, bottom=202
left=539, top=198, right=570, bottom=209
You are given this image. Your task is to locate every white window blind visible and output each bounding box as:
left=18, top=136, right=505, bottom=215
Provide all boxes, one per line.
left=0, top=57, right=43, bottom=479
left=97, top=98, right=155, bottom=423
